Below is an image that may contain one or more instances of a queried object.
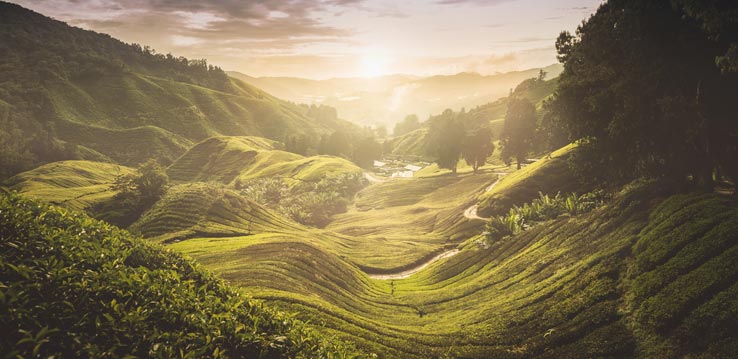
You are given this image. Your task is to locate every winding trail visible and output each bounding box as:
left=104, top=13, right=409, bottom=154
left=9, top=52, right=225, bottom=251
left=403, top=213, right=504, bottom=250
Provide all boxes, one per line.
left=364, top=172, right=388, bottom=183
left=463, top=173, right=507, bottom=221
left=365, top=171, right=506, bottom=280
left=368, top=249, right=461, bottom=280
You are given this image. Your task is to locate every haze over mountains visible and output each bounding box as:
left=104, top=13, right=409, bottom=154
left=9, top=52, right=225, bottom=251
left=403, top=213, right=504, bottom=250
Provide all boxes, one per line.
left=230, top=64, right=563, bottom=129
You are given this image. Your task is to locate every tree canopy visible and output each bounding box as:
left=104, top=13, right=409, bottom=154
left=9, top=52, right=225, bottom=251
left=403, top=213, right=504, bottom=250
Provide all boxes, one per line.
left=462, top=126, right=495, bottom=174
left=428, top=110, right=465, bottom=174
left=547, top=0, right=738, bottom=189
left=501, top=98, right=537, bottom=170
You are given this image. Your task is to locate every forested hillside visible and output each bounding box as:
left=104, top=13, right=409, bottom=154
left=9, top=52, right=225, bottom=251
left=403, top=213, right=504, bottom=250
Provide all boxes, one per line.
left=389, top=74, right=557, bottom=158
left=0, top=1, right=360, bottom=177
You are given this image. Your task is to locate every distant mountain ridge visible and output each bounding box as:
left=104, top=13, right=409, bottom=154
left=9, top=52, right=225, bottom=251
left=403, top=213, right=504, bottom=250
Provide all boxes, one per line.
left=229, top=64, right=562, bottom=129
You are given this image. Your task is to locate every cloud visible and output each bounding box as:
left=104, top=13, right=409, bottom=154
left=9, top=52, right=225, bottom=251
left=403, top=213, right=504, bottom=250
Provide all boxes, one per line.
left=15, top=0, right=362, bottom=48
left=435, top=0, right=515, bottom=6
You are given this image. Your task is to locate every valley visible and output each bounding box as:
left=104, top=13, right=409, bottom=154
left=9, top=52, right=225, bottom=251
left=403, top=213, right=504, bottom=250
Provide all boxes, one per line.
left=2, top=1, right=738, bottom=358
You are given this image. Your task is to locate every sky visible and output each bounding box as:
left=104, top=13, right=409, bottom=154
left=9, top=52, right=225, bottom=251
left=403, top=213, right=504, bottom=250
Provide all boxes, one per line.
left=14, top=0, right=603, bottom=79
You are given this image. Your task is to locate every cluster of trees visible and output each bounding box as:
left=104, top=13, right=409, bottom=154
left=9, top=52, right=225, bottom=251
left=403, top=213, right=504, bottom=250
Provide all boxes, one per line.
left=238, top=173, right=365, bottom=227
left=426, top=109, right=496, bottom=174
left=501, top=97, right=537, bottom=170
left=544, top=0, right=738, bottom=189
left=286, top=104, right=383, bottom=168
left=93, top=159, right=169, bottom=227
left=393, top=115, right=421, bottom=137
left=423, top=72, right=552, bottom=174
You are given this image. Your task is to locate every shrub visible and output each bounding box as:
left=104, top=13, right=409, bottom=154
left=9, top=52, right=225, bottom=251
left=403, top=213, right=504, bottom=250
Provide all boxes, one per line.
left=484, top=190, right=608, bottom=242
left=239, top=172, right=365, bottom=227
left=0, top=193, right=367, bottom=358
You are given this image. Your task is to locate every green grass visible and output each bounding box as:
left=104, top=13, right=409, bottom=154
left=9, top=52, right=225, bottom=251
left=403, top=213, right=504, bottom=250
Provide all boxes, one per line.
left=166, top=173, right=738, bottom=358
left=3, top=160, right=134, bottom=211
left=166, top=136, right=280, bottom=183
left=45, top=72, right=344, bottom=166
left=167, top=136, right=362, bottom=187
left=7, top=135, right=738, bottom=358
left=129, top=182, right=305, bottom=241
left=476, top=143, right=595, bottom=217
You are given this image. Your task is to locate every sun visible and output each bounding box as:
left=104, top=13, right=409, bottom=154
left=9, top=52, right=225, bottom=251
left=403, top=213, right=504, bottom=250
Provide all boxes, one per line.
left=359, top=51, right=389, bottom=78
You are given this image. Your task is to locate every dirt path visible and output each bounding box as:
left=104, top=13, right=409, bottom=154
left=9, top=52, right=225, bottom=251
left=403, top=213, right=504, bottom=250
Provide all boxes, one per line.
left=463, top=174, right=506, bottom=221
left=463, top=205, right=484, bottom=220
left=368, top=249, right=460, bottom=280
left=364, top=172, right=388, bottom=183
left=366, top=172, right=505, bottom=279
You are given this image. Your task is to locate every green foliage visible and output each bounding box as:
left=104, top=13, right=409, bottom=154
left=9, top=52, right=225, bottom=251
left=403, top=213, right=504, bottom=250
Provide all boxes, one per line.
left=393, top=114, right=421, bottom=137
left=548, top=0, right=738, bottom=189
left=351, top=136, right=383, bottom=169
left=485, top=190, right=608, bottom=242
left=240, top=172, right=365, bottom=227
left=0, top=193, right=367, bottom=358
left=427, top=110, right=465, bottom=174
left=501, top=97, right=537, bottom=169
left=93, top=159, right=169, bottom=227
left=462, top=126, right=494, bottom=174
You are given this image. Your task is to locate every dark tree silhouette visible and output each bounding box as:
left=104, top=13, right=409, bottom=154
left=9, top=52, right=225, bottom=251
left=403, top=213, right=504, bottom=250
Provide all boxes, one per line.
left=548, top=0, right=738, bottom=190
left=429, top=110, right=465, bottom=174
left=462, top=126, right=495, bottom=174
left=501, top=98, right=536, bottom=170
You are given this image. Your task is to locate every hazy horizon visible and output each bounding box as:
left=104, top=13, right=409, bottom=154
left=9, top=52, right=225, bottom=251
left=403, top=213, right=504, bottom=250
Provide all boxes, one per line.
left=13, top=0, right=602, bottom=80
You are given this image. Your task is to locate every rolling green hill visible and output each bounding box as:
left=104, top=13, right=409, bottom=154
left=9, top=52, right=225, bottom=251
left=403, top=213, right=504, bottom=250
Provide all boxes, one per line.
left=0, top=1, right=360, bottom=177
left=6, top=136, right=738, bottom=358
left=475, top=143, right=598, bottom=217
left=0, top=193, right=366, bottom=358
left=166, top=136, right=362, bottom=186
left=129, top=182, right=306, bottom=241
left=3, top=160, right=134, bottom=211
left=172, top=176, right=738, bottom=358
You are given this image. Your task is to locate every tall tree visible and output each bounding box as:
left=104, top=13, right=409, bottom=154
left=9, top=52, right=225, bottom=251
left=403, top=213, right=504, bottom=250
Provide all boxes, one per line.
left=549, top=0, right=738, bottom=189
left=462, top=127, right=495, bottom=174
left=429, top=110, right=465, bottom=174
left=501, top=98, right=536, bottom=170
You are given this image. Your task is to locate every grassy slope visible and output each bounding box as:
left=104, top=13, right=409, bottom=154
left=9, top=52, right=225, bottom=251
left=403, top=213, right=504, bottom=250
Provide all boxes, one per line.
left=3, top=160, right=134, bottom=211
left=174, top=179, right=738, bottom=358
left=49, top=72, right=342, bottom=166
left=0, top=193, right=366, bottom=358
left=475, top=143, right=597, bottom=217
left=0, top=2, right=362, bottom=171
left=166, top=136, right=280, bottom=183
left=7, top=146, right=738, bottom=358
left=325, top=171, right=497, bottom=271
left=168, top=136, right=362, bottom=186
left=129, top=182, right=305, bottom=240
